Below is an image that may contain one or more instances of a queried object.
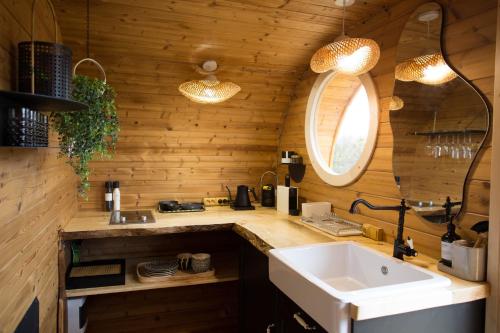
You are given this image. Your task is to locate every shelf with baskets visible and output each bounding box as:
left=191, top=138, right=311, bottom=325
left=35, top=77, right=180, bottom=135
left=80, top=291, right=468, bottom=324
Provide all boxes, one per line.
left=0, top=90, right=88, bottom=112
left=65, top=252, right=239, bottom=298
left=0, top=92, right=88, bottom=148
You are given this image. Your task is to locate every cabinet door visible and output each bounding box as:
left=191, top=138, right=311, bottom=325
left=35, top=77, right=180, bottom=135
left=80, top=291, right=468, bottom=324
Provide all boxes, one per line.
left=276, top=290, right=328, bottom=333
left=239, top=239, right=278, bottom=333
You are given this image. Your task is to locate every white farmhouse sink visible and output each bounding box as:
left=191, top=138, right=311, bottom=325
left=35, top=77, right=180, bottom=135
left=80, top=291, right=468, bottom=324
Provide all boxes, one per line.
left=269, top=241, right=451, bottom=333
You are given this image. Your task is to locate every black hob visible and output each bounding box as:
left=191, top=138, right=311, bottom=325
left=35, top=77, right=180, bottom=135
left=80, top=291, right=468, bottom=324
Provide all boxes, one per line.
left=158, top=200, right=205, bottom=213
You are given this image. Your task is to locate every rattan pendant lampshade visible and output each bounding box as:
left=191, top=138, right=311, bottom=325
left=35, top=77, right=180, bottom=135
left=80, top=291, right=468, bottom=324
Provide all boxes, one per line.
left=179, top=60, right=241, bottom=104
left=395, top=53, right=457, bottom=85
left=395, top=10, right=457, bottom=86
left=310, top=0, right=380, bottom=75
left=389, top=96, right=404, bottom=111
left=310, top=35, right=380, bottom=75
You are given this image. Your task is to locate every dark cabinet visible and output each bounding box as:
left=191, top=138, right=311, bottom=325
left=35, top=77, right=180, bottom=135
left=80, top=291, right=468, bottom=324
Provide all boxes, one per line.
left=351, top=300, right=485, bottom=333
left=239, top=238, right=327, bottom=333
left=239, top=238, right=278, bottom=333
left=276, top=289, right=328, bottom=333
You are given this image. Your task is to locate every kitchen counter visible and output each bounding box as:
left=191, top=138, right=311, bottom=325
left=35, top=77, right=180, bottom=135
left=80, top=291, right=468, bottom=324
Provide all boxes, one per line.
left=61, top=206, right=489, bottom=321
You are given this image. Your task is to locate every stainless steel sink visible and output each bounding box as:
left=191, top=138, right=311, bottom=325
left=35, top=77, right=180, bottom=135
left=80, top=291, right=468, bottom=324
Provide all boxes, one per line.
left=109, top=210, right=155, bottom=225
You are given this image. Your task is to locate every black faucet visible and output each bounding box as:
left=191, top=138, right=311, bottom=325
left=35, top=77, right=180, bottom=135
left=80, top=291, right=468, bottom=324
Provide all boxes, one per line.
left=442, top=196, right=461, bottom=224
left=349, top=198, right=417, bottom=260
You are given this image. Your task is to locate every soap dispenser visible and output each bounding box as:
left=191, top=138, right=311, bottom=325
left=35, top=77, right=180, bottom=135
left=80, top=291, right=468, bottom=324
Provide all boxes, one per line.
left=439, top=196, right=461, bottom=267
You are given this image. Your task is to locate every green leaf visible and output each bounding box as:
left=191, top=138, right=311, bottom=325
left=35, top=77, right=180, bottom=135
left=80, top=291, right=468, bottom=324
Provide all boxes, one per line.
left=51, top=75, right=119, bottom=197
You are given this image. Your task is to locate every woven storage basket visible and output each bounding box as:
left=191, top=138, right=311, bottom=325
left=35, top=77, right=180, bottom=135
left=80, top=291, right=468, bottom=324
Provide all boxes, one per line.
left=18, top=0, right=72, bottom=99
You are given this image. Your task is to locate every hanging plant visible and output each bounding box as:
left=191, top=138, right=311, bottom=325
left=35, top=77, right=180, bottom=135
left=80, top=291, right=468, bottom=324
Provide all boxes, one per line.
left=51, top=75, right=119, bottom=196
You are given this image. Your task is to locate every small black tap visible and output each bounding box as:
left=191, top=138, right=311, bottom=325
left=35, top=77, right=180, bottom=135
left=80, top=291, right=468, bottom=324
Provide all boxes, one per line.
left=349, top=198, right=417, bottom=260
left=442, top=196, right=461, bottom=224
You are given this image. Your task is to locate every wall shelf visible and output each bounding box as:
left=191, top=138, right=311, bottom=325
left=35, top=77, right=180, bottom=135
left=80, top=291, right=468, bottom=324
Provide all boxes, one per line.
left=65, top=252, right=238, bottom=298
left=0, top=90, right=88, bottom=112
left=412, top=129, right=487, bottom=136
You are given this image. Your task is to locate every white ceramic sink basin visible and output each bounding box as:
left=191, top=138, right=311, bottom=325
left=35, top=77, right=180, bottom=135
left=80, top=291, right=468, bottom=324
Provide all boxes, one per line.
left=269, top=241, right=451, bottom=333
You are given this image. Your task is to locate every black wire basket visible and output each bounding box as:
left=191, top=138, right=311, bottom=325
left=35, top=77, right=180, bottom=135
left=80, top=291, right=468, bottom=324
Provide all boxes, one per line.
left=18, top=41, right=72, bottom=99
left=17, top=0, right=72, bottom=99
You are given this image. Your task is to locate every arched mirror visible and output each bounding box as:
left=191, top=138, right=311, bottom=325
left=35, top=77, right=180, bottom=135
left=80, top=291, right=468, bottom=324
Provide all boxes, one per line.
left=305, top=72, right=379, bottom=186
left=390, top=2, right=490, bottom=223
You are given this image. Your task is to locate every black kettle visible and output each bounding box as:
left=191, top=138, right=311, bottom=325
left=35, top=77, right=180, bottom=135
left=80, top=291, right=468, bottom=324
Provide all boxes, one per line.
left=227, top=185, right=257, bottom=210
left=236, top=185, right=252, bottom=207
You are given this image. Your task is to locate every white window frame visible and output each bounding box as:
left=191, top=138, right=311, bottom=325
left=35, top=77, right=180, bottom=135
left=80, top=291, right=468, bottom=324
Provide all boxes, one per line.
left=305, top=71, right=379, bottom=187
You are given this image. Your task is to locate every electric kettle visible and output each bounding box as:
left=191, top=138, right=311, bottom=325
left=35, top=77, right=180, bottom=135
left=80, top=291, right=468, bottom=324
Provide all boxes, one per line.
left=228, top=185, right=256, bottom=210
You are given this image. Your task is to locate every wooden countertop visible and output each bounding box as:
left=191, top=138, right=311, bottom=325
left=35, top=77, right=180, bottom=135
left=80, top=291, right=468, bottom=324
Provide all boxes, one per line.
left=62, top=206, right=489, bottom=321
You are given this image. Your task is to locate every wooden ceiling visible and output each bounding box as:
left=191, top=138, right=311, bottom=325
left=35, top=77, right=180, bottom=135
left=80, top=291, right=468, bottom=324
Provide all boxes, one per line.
left=54, top=0, right=399, bottom=88
left=51, top=0, right=400, bottom=208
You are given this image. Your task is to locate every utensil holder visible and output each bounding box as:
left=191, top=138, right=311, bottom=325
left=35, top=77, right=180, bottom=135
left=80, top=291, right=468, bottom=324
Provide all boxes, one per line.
left=18, top=0, right=72, bottom=99
left=438, top=240, right=486, bottom=281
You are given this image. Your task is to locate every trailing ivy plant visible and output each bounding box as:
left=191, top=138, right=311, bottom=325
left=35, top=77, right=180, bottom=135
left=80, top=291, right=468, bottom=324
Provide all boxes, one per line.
left=52, top=75, right=119, bottom=197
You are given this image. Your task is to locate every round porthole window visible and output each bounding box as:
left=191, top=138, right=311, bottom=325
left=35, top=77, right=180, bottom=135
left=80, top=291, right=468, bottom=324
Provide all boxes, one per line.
left=305, top=71, right=379, bottom=186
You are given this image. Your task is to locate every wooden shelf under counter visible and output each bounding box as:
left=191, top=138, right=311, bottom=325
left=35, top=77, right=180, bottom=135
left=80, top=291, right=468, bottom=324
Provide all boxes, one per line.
left=65, top=252, right=238, bottom=298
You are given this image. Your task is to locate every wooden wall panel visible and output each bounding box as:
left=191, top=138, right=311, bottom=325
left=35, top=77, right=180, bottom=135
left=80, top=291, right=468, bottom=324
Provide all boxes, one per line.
left=278, top=0, right=496, bottom=258
left=0, top=1, right=78, bottom=332
left=52, top=0, right=401, bottom=210
left=85, top=283, right=239, bottom=333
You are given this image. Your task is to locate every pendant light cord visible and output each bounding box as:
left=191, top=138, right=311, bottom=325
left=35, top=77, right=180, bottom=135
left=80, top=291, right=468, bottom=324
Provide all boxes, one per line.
left=86, top=0, right=90, bottom=58
left=342, top=0, right=346, bottom=36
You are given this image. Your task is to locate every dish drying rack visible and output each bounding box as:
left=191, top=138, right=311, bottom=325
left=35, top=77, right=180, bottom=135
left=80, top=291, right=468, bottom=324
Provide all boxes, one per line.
left=301, top=213, right=363, bottom=237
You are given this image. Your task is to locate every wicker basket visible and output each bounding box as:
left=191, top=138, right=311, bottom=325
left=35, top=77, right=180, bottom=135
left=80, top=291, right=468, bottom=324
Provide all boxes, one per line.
left=17, top=0, right=72, bottom=99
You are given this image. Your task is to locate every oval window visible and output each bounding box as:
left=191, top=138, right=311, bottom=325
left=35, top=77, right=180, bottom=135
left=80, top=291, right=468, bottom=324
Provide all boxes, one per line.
left=305, top=72, right=379, bottom=186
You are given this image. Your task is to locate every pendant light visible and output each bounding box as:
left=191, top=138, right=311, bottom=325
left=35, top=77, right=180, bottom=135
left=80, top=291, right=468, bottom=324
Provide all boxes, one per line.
left=310, top=0, right=380, bottom=75
left=389, top=96, right=404, bottom=111
left=179, top=60, right=241, bottom=104
left=395, top=10, right=456, bottom=85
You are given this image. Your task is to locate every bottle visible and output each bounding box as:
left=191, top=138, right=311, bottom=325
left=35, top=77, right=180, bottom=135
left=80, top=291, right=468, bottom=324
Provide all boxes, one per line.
left=285, top=174, right=290, bottom=187
left=105, top=181, right=113, bottom=212
left=112, top=181, right=120, bottom=211
left=440, top=216, right=460, bottom=267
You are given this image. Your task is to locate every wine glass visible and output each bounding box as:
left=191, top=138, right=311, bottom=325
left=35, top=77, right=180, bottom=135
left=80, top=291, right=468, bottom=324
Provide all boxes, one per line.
left=450, top=135, right=458, bottom=159
left=466, top=132, right=473, bottom=159
left=425, top=135, right=434, bottom=156
left=433, top=135, right=442, bottom=158
left=461, top=133, right=469, bottom=159
left=442, top=134, right=450, bottom=157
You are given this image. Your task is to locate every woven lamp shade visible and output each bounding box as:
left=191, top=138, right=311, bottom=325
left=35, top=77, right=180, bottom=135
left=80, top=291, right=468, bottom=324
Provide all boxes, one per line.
left=179, top=79, right=241, bottom=104
left=395, top=53, right=457, bottom=85
left=389, top=96, right=404, bottom=111
left=310, top=37, right=380, bottom=75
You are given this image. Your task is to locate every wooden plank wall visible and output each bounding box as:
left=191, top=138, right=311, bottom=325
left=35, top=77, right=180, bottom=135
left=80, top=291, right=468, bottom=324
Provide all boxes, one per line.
left=0, top=1, right=78, bottom=332
left=85, top=283, right=239, bottom=333
left=52, top=0, right=402, bottom=210
left=278, top=0, right=496, bottom=258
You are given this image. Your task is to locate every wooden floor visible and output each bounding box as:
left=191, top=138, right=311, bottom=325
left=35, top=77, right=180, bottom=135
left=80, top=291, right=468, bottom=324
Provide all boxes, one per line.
left=85, top=282, right=239, bottom=333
